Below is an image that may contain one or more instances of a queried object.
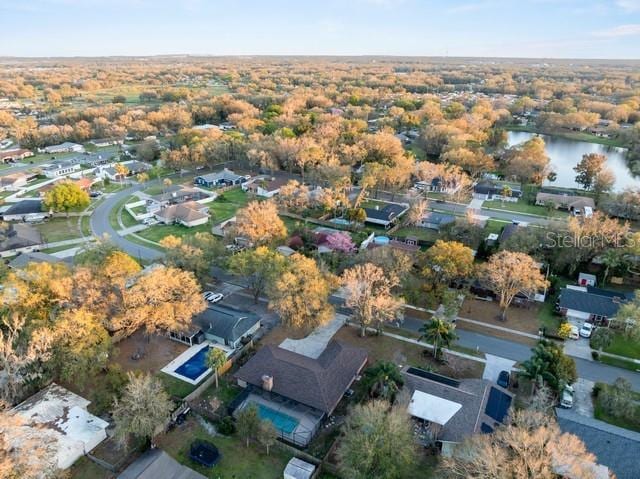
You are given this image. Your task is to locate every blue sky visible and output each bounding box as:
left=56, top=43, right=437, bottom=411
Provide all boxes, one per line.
left=1, top=0, right=639, bottom=58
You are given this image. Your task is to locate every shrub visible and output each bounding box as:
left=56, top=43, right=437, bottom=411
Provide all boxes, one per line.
left=216, top=416, right=236, bottom=435
left=592, top=382, right=603, bottom=398
left=557, top=322, right=572, bottom=340
left=590, top=328, right=614, bottom=350
left=591, top=351, right=600, bottom=360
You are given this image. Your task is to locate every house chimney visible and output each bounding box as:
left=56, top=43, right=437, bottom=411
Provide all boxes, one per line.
left=261, top=374, right=273, bottom=392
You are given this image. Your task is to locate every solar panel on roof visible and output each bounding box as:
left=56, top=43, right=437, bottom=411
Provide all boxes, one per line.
left=405, top=367, right=460, bottom=388
left=481, top=423, right=494, bottom=434
left=485, top=387, right=512, bottom=423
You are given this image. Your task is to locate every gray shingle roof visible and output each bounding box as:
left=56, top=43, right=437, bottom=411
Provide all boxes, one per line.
left=235, top=340, right=368, bottom=414
left=558, top=288, right=625, bottom=317
left=422, top=212, right=455, bottom=226
left=364, top=204, right=407, bottom=222
left=402, top=368, right=513, bottom=443
left=556, top=408, right=640, bottom=479
left=2, top=200, right=44, bottom=215
left=118, top=449, right=206, bottom=479
left=193, top=304, right=260, bottom=343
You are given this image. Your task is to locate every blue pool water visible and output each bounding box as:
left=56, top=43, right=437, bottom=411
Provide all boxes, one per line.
left=329, top=218, right=350, bottom=226
left=256, top=403, right=299, bottom=434
left=174, top=346, right=212, bottom=381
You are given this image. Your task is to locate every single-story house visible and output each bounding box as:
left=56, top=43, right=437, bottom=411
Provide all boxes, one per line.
left=235, top=340, right=368, bottom=417
left=151, top=185, right=209, bottom=205
left=556, top=408, right=634, bottom=479
left=97, top=160, right=151, bottom=181
left=473, top=180, right=522, bottom=202
left=0, top=223, right=43, bottom=254
left=42, top=142, right=85, bottom=154
left=363, top=203, right=409, bottom=228
left=557, top=286, right=630, bottom=324
left=535, top=192, right=595, bottom=217
left=415, top=177, right=462, bottom=195
left=88, top=137, right=124, bottom=148
left=118, top=448, right=206, bottom=479
left=10, top=383, right=108, bottom=470
left=194, top=168, right=245, bottom=188
left=243, top=176, right=289, bottom=198
left=154, top=201, right=209, bottom=227
left=8, top=251, right=63, bottom=269
left=0, top=148, right=33, bottom=163
left=1, top=199, right=49, bottom=222
left=42, top=160, right=81, bottom=178
left=188, top=304, right=261, bottom=349
left=402, top=367, right=513, bottom=457
left=0, top=172, right=29, bottom=191
left=417, top=212, right=456, bottom=231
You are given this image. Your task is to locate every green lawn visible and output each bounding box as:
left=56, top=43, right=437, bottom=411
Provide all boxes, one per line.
left=158, top=419, right=291, bottom=479
left=68, top=456, right=111, bottom=479
left=157, top=372, right=199, bottom=399
left=136, top=221, right=212, bottom=243
left=35, top=217, right=82, bottom=243
left=598, top=355, right=640, bottom=372
left=393, top=226, right=440, bottom=242
left=603, top=334, right=640, bottom=360
left=109, top=195, right=138, bottom=230
left=483, top=200, right=568, bottom=218
left=537, top=301, right=562, bottom=334
left=121, top=209, right=139, bottom=228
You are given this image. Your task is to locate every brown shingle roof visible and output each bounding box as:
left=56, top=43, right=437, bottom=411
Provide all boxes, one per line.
left=235, top=340, right=367, bottom=414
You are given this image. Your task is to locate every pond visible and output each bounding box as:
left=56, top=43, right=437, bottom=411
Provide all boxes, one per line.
left=507, top=131, right=638, bottom=192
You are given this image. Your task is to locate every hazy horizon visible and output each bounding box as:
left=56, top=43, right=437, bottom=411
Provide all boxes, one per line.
left=1, top=0, right=639, bottom=59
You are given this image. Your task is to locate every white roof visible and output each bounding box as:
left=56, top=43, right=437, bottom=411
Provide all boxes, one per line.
left=407, top=390, right=462, bottom=426
left=284, top=457, right=316, bottom=479
left=12, top=383, right=108, bottom=470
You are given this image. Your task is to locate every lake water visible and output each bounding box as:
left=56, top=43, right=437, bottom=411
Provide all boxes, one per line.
left=507, top=131, right=637, bottom=192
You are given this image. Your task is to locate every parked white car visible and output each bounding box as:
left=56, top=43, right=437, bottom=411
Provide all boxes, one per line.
left=560, top=384, right=574, bottom=408
left=203, top=292, right=224, bottom=303
left=579, top=322, right=594, bottom=338
left=568, top=325, right=580, bottom=340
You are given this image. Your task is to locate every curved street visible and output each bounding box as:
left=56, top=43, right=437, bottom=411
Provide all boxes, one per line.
left=90, top=183, right=164, bottom=262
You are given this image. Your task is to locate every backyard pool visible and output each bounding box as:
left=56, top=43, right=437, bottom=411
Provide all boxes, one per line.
left=256, top=403, right=299, bottom=435
left=174, top=346, right=212, bottom=381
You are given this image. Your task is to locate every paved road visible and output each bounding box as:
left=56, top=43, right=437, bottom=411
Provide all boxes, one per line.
left=90, top=184, right=164, bottom=262
left=400, top=312, right=640, bottom=390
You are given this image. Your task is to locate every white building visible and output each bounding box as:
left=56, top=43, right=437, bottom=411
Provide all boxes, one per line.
left=42, top=160, right=81, bottom=178
left=42, top=142, right=85, bottom=154
left=10, top=383, right=108, bottom=470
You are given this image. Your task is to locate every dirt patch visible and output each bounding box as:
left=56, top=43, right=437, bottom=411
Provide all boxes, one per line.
left=333, top=326, right=483, bottom=379
left=113, top=331, right=187, bottom=374
left=461, top=298, right=541, bottom=335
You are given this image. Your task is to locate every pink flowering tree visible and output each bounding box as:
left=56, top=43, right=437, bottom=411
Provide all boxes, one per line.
left=325, top=231, right=356, bottom=254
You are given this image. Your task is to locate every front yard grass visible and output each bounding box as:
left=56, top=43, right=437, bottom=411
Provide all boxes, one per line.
left=135, top=221, right=212, bottom=243
left=35, top=217, right=82, bottom=243
left=157, top=418, right=291, bottom=479
left=483, top=200, right=568, bottom=218
left=603, top=334, right=640, bottom=360
left=121, top=209, right=139, bottom=228
left=598, top=355, right=640, bottom=372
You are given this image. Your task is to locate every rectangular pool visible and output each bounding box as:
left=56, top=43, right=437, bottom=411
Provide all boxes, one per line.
left=174, top=346, right=212, bottom=381
left=256, top=403, right=299, bottom=435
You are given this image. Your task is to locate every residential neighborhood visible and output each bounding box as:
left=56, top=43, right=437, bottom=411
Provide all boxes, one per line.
left=2, top=4, right=640, bottom=479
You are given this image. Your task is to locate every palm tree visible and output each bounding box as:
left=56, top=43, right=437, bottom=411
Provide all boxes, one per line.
left=206, top=347, right=227, bottom=388
left=361, top=361, right=404, bottom=402
left=519, top=341, right=558, bottom=394
left=419, top=317, right=458, bottom=361
left=600, top=249, right=625, bottom=286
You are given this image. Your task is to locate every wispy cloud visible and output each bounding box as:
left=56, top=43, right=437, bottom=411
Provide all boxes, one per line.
left=593, top=24, right=640, bottom=37
left=616, top=0, right=640, bottom=12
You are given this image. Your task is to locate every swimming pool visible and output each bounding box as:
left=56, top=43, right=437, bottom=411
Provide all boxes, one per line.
left=174, top=346, right=212, bottom=381
left=256, top=403, right=299, bottom=435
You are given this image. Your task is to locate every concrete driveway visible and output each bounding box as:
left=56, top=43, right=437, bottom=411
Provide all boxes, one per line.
left=483, top=354, right=516, bottom=383
left=572, top=378, right=595, bottom=417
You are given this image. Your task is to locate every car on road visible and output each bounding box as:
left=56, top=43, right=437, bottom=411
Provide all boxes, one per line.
left=579, top=322, right=594, bottom=338
left=203, top=292, right=224, bottom=303
left=568, top=325, right=580, bottom=340
left=497, top=370, right=510, bottom=388
left=560, top=384, right=574, bottom=408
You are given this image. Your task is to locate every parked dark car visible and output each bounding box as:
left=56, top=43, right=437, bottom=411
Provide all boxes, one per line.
left=189, top=440, right=220, bottom=468
left=497, top=370, right=510, bottom=388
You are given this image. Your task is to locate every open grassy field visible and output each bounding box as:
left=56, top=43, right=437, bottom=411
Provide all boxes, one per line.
left=136, top=221, right=212, bottom=243
left=393, top=226, right=440, bottom=242
left=483, top=200, right=568, bottom=218
left=157, top=418, right=291, bottom=479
